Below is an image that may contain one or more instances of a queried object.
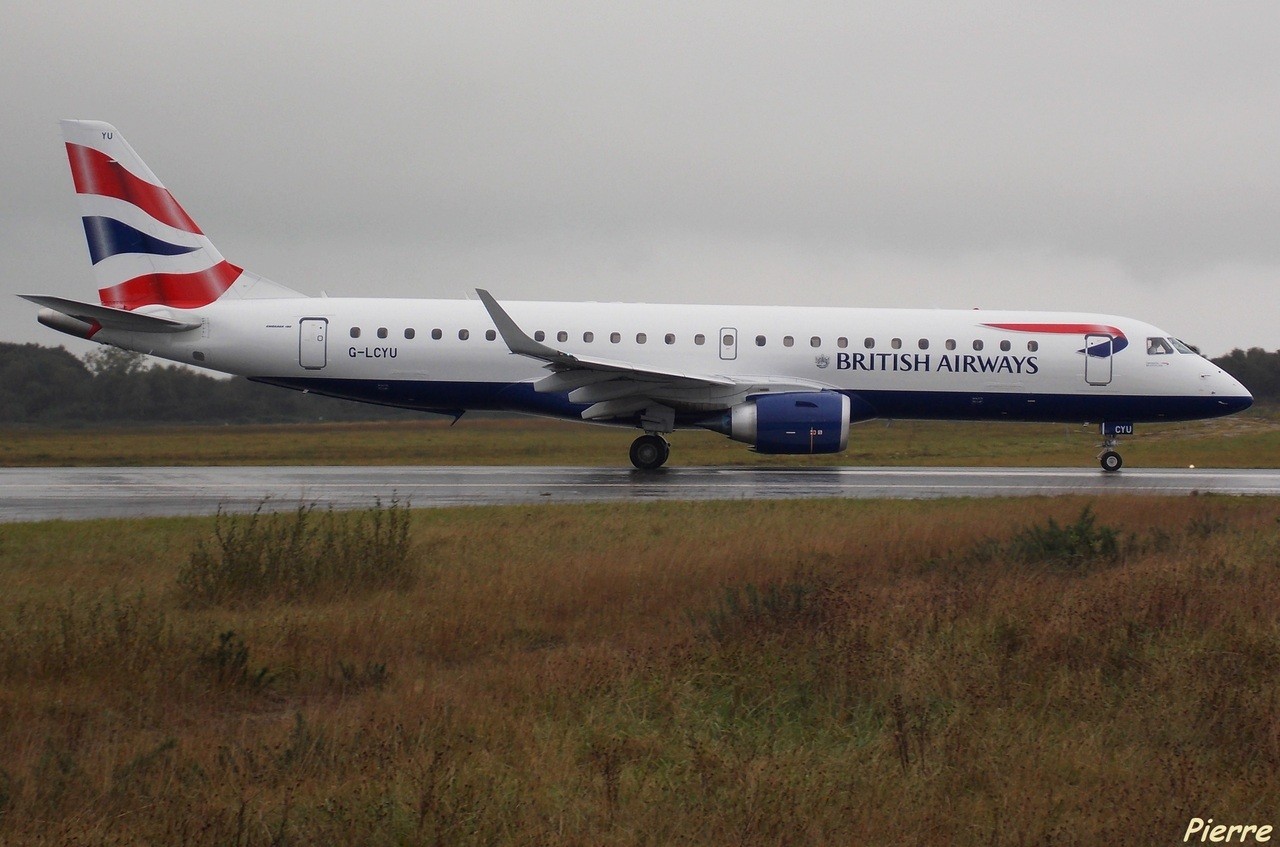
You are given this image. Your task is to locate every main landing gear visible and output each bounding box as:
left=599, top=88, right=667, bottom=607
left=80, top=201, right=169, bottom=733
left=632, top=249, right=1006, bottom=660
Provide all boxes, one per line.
left=629, top=434, right=670, bottom=470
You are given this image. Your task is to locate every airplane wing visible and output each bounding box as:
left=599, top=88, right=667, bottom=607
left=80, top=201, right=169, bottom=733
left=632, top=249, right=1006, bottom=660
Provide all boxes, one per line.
left=476, top=289, right=832, bottom=426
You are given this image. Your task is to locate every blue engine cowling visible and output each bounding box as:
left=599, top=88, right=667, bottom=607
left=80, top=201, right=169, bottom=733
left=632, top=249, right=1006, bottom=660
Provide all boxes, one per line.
left=728, top=392, right=852, bottom=454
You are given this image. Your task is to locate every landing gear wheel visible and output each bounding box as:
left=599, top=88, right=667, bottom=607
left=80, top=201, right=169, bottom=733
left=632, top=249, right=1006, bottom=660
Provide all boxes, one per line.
left=1099, top=450, right=1123, bottom=473
left=629, top=434, right=670, bottom=470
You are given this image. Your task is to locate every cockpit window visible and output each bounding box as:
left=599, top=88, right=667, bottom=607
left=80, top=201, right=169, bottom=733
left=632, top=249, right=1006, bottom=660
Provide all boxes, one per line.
left=1146, top=337, right=1175, bottom=355
left=1171, top=338, right=1197, bottom=354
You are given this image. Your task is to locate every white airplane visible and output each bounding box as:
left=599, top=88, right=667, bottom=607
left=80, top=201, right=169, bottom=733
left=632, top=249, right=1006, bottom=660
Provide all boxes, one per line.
left=25, top=120, right=1252, bottom=471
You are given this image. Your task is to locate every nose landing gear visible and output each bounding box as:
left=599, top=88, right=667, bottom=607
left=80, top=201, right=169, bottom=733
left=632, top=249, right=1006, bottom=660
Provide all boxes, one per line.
left=1097, top=422, right=1132, bottom=473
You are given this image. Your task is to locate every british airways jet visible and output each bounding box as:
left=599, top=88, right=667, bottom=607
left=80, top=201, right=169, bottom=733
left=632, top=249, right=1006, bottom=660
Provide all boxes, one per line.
left=25, top=121, right=1252, bottom=471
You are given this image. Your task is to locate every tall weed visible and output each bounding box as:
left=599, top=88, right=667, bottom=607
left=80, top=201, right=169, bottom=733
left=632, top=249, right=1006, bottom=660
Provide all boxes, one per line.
left=177, top=498, right=414, bottom=605
left=964, top=505, right=1123, bottom=570
left=695, top=576, right=831, bottom=643
left=1008, top=505, right=1120, bottom=567
left=0, top=591, right=173, bottom=679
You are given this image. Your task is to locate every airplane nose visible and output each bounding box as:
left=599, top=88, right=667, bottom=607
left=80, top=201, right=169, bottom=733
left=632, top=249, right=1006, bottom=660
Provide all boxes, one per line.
left=1211, top=370, right=1253, bottom=413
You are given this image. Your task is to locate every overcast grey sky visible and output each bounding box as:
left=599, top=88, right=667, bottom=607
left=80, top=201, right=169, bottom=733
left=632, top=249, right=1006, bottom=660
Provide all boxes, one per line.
left=3, top=2, right=1277, bottom=357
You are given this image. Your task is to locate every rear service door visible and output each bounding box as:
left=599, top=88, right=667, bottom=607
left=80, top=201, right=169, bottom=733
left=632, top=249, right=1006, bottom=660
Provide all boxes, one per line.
left=299, top=318, right=328, bottom=369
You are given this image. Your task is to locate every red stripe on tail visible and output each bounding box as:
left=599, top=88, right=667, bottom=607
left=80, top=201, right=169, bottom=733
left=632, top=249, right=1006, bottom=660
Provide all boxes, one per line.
left=98, top=261, right=242, bottom=310
left=65, top=143, right=202, bottom=234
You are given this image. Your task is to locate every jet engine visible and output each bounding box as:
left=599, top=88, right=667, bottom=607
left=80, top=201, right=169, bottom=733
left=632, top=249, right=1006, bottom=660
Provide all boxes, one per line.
left=725, top=391, right=852, bottom=454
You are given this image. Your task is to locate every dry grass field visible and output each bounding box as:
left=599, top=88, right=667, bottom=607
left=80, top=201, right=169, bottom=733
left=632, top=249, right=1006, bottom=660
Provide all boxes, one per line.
left=0, top=405, right=1278, bottom=468
left=1, top=495, right=1279, bottom=844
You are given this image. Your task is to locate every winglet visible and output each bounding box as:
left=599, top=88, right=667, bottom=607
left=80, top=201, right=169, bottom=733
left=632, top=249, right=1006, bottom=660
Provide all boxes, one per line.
left=476, top=289, right=580, bottom=367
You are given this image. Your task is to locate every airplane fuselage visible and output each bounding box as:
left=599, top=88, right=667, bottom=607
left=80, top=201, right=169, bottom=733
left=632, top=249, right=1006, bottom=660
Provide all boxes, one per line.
left=96, top=297, right=1250, bottom=428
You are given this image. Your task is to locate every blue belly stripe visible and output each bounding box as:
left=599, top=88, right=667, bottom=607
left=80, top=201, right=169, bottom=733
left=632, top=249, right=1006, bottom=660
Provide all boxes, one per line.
left=250, top=377, right=1252, bottom=427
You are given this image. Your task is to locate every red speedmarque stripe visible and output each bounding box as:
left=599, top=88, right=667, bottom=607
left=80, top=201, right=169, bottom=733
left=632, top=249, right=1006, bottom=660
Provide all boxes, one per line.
left=982, top=322, right=1125, bottom=338
left=66, top=143, right=203, bottom=235
left=98, top=261, right=242, bottom=310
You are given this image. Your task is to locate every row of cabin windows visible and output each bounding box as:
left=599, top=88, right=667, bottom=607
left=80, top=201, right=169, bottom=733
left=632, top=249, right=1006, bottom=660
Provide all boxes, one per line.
left=348, top=326, right=1038, bottom=353
left=349, top=326, right=499, bottom=342
left=754, top=335, right=1039, bottom=353
left=349, top=326, right=709, bottom=345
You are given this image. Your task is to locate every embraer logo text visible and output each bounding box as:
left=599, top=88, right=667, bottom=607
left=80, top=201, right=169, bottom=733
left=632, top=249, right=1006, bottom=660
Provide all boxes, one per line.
left=349, top=347, right=398, bottom=359
left=835, top=352, right=1039, bottom=375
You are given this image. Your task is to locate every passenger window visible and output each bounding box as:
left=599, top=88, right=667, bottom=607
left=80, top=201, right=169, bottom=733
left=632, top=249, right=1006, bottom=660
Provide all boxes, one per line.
left=694, top=334, right=706, bottom=345
left=557, top=331, right=568, bottom=342
left=636, top=333, right=647, bottom=344
left=377, top=327, right=388, bottom=339
left=610, top=332, right=621, bottom=343
left=755, top=335, right=767, bottom=347
left=1027, top=340, right=1038, bottom=352
left=665, top=333, right=676, bottom=345
left=534, top=330, right=545, bottom=342
left=973, top=339, right=984, bottom=351
left=837, top=337, right=848, bottom=349
left=891, top=338, right=902, bottom=350
left=583, top=331, right=594, bottom=343
left=485, top=330, right=496, bottom=341
left=431, top=328, right=442, bottom=340
left=1000, top=340, right=1011, bottom=352
left=918, top=339, right=928, bottom=350
left=404, top=328, right=415, bottom=340
left=945, top=339, right=956, bottom=351
left=864, top=337, right=875, bottom=349
left=811, top=336, right=821, bottom=348
left=783, top=336, right=794, bottom=347
left=1147, top=337, right=1175, bottom=355
left=458, top=329, right=469, bottom=341
left=350, top=327, right=361, bottom=339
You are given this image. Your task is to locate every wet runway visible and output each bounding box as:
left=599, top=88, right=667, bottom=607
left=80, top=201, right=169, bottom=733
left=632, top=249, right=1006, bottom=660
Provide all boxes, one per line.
left=1, top=465, right=1279, bottom=522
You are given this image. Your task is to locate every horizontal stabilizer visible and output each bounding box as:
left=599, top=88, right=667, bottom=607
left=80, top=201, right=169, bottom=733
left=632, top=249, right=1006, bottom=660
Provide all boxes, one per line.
left=20, top=295, right=200, bottom=333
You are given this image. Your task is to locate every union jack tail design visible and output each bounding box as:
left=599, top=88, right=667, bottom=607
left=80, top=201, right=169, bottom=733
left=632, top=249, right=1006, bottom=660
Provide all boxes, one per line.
left=60, top=120, right=242, bottom=311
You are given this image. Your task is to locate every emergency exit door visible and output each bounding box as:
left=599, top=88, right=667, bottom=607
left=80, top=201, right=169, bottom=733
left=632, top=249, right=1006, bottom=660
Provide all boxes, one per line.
left=719, top=327, right=738, bottom=361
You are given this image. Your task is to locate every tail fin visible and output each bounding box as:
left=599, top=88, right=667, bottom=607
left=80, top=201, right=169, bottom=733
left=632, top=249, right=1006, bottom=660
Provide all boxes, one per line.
left=60, top=120, right=244, bottom=310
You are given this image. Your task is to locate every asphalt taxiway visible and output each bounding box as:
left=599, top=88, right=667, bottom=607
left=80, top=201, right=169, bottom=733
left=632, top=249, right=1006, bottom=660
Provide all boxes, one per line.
left=1, top=465, right=1279, bottom=522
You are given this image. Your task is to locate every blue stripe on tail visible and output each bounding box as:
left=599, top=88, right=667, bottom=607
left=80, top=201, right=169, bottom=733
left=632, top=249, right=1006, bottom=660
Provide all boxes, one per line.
left=81, top=216, right=199, bottom=265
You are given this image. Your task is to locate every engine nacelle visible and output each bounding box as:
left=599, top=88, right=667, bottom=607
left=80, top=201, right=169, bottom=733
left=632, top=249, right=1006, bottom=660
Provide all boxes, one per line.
left=37, top=308, right=99, bottom=340
left=728, top=392, right=851, bottom=454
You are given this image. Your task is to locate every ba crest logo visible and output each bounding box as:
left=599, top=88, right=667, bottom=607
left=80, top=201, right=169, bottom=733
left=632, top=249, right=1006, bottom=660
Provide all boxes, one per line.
left=814, top=354, right=830, bottom=369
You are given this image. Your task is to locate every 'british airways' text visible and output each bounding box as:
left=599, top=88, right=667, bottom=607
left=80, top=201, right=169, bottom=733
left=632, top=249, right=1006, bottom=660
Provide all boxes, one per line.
left=835, top=352, right=1039, bottom=375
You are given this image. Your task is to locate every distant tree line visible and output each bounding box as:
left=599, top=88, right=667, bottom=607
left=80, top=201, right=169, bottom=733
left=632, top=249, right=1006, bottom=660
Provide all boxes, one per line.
left=1212, top=348, right=1280, bottom=405
left=0, top=343, right=416, bottom=426
left=0, top=341, right=1274, bottom=427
